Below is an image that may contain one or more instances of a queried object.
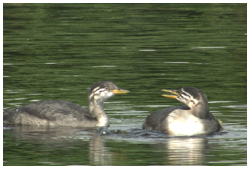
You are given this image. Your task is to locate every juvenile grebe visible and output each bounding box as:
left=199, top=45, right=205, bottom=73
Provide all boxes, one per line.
left=143, top=87, right=222, bottom=136
left=3, top=81, right=129, bottom=127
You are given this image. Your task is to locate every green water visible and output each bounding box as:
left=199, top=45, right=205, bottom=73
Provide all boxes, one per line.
left=3, top=3, right=247, bottom=166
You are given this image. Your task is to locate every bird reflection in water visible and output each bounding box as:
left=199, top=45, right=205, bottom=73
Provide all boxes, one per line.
left=89, top=133, right=113, bottom=165
left=166, top=137, right=209, bottom=165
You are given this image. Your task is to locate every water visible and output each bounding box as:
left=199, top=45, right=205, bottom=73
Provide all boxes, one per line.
left=3, top=4, right=247, bottom=166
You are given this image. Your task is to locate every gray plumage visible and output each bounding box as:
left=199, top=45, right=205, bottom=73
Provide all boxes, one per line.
left=143, top=87, right=222, bottom=136
left=3, top=81, right=129, bottom=127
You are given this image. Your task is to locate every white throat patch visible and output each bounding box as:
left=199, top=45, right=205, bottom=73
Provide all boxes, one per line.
left=96, top=114, right=109, bottom=127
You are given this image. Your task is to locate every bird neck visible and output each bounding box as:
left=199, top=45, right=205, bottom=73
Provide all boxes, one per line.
left=190, top=102, right=209, bottom=119
left=88, top=98, right=109, bottom=127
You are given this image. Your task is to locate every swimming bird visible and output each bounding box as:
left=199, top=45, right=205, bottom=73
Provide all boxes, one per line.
left=3, top=81, right=129, bottom=127
left=143, top=87, right=222, bottom=136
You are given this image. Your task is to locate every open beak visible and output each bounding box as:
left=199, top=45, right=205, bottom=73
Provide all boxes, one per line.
left=161, top=89, right=178, bottom=99
left=111, top=89, right=130, bottom=94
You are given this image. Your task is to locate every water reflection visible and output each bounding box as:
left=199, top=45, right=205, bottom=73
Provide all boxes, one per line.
left=3, top=125, right=246, bottom=166
left=89, top=133, right=113, bottom=165
left=3, top=2, right=247, bottom=165
left=165, top=137, right=208, bottom=165
left=107, top=129, right=210, bottom=165
left=3, top=126, right=94, bottom=143
left=3, top=125, right=113, bottom=165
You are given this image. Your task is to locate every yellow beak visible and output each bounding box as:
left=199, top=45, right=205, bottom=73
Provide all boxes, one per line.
left=111, top=89, right=130, bottom=94
left=161, top=89, right=178, bottom=99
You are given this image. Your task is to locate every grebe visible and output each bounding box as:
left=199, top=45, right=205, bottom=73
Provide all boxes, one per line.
left=143, top=87, right=222, bottom=136
left=3, top=81, right=129, bottom=127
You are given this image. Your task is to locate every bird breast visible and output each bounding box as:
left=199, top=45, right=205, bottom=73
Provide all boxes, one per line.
left=166, top=110, right=205, bottom=136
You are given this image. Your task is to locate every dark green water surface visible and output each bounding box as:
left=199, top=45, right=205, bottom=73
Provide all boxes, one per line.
left=3, top=3, right=246, bottom=166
